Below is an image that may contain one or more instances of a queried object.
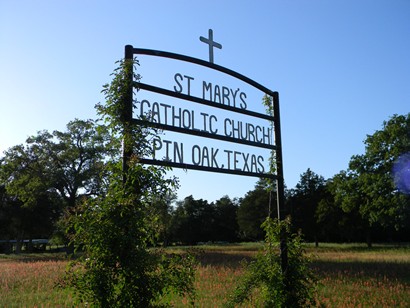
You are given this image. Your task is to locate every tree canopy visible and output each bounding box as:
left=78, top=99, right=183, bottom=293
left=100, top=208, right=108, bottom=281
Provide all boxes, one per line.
left=0, top=119, right=110, bottom=251
left=288, top=168, right=326, bottom=245
left=237, top=179, right=273, bottom=240
left=332, top=114, right=410, bottom=245
left=0, top=119, right=110, bottom=208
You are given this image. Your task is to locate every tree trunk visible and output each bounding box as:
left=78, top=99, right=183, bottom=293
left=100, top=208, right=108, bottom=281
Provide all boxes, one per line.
left=366, top=228, right=372, bottom=248
left=16, top=239, right=22, bottom=254
left=27, top=238, right=33, bottom=253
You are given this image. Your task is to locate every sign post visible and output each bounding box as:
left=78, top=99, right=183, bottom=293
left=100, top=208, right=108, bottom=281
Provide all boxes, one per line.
left=122, top=45, right=134, bottom=184
left=122, top=35, right=287, bottom=273
left=272, top=91, right=288, bottom=275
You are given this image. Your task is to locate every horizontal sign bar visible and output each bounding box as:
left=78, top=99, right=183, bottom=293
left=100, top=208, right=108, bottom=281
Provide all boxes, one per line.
left=136, top=82, right=275, bottom=122
left=139, top=158, right=277, bottom=180
left=133, top=48, right=276, bottom=97
left=133, top=118, right=276, bottom=150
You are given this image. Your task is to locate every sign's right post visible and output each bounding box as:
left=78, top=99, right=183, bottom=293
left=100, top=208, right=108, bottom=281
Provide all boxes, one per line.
left=272, top=91, right=288, bottom=274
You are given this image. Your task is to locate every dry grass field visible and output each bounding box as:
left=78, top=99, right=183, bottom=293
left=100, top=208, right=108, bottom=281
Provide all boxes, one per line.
left=0, top=243, right=409, bottom=307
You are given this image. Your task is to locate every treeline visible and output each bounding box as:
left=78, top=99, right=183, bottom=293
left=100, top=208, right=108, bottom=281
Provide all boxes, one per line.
left=161, top=166, right=409, bottom=246
left=1, top=114, right=409, bottom=251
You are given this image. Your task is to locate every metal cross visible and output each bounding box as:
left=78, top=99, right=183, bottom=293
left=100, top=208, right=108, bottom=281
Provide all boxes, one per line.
left=200, top=29, right=222, bottom=64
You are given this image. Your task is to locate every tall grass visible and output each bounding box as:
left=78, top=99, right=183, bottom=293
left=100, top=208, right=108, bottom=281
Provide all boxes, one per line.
left=311, top=245, right=410, bottom=307
left=1, top=244, right=409, bottom=307
left=0, top=255, right=78, bottom=307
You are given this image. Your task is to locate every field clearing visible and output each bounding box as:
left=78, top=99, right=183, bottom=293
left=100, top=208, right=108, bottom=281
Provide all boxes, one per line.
left=0, top=243, right=409, bottom=307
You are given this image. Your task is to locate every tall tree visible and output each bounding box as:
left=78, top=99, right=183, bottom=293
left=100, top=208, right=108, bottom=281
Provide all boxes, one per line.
left=169, top=195, right=239, bottom=244
left=315, top=177, right=365, bottom=243
left=150, top=191, right=177, bottom=246
left=237, top=179, right=273, bottom=240
left=333, top=114, right=410, bottom=246
left=0, top=119, right=110, bottom=208
left=0, top=119, right=111, bottom=251
left=170, top=195, right=215, bottom=244
left=1, top=136, right=56, bottom=251
left=49, top=119, right=112, bottom=207
left=213, top=196, right=240, bottom=242
left=0, top=180, right=64, bottom=253
left=288, top=168, right=326, bottom=246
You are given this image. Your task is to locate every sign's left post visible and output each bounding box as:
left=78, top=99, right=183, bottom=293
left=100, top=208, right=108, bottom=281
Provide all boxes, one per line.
left=123, top=45, right=134, bottom=184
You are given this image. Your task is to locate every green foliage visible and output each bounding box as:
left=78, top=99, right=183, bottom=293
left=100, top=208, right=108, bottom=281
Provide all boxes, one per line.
left=226, top=217, right=317, bottom=308
left=170, top=195, right=239, bottom=244
left=288, top=168, right=326, bottom=244
left=95, top=58, right=156, bottom=162
left=237, top=179, right=273, bottom=240
left=150, top=192, right=177, bottom=246
left=66, top=168, right=196, bottom=307
left=262, top=94, right=276, bottom=180
left=0, top=185, right=60, bottom=246
left=0, top=119, right=108, bottom=247
left=170, top=196, right=215, bottom=245
left=0, top=137, right=53, bottom=207
left=330, top=114, right=410, bottom=245
left=213, top=196, right=240, bottom=242
left=315, top=183, right=362, bottom=243
left=0, top=119, right=110, bottom=208
left=65, top=58, right=196, bottom=307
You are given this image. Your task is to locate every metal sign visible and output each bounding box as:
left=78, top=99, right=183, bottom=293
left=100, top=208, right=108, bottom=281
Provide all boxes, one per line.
left=122, top=32, right=285, bottom=219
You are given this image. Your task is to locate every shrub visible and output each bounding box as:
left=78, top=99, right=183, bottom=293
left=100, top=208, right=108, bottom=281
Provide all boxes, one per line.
left=226, top=217, right=317, bottom=307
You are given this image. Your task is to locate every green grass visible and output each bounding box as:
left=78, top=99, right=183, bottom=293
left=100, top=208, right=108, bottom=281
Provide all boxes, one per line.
left=1, top=244, right=409, bottom=307
left=0, top=253, right=78, bottom=307
left=308, top=244, right=410, bottom=307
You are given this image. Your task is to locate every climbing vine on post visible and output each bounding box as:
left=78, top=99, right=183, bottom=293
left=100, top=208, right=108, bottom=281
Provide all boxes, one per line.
left=225, top=95, right=317, bottom=307
left=225, top=217, right=317, bottom=308
left=64, top=57, right=197, bottom=307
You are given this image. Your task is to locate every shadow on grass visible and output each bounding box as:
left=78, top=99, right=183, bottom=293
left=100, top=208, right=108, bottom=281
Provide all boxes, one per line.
left=196, top=249, right=410, bottom=286
left=196, top=250, right=254, bottom=268
left=305, top=242, right=410, bottom=252
left=311, top=260, right=410, bottom=284
left=0, top=252, right=69, bottom=263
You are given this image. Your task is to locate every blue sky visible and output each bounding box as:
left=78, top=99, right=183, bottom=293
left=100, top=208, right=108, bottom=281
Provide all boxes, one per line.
left=1, top=1, right=409, bottom=202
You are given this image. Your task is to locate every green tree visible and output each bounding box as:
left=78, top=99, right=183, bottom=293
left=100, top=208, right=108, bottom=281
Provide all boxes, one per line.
left=1, top=140, right=52, bottom=209
left=0, top=119, right=110, bottom=209
left=47, top=119, right=112, bottom=207
left=333, top=114, right=410, bottom=246
left=170, top=195, right=215, bottom=244
left=237, top=179, right=273, bottom=240
left=66, top=58, right=196, bottom=307
left=213, top=196, right=239, bottom=242
left=0, top=119, right=111, bottom=252
left=1, top=135, right=61, bottom=252
left=288, top=169, right=326, bottom=246
left=0, top=184, right=61, bottom=253
left=150, top=191, right=177, bottom=247
left=315, top=178, right=364, bottom=242
left=169, top=195, right=239, bottom=244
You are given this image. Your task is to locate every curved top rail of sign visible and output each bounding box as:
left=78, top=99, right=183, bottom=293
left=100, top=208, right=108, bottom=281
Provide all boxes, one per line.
left=132, top=48, right=276, bottom=97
